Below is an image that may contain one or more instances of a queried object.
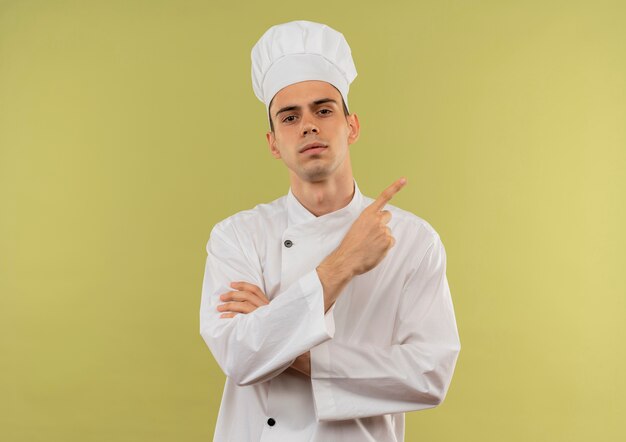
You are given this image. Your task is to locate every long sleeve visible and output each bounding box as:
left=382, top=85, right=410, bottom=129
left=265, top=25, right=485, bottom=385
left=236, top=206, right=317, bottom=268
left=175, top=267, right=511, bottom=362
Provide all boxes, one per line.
left=200, top=224, right=335, bottom=387
left=310, top=235, right=461, bottom=421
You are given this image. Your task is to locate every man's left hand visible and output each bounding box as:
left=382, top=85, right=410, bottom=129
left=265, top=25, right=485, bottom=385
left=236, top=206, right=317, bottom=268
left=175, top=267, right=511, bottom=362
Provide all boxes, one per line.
left=217, top=282, right=269, bottom=318
left=217, top=280, right=311, bottom=377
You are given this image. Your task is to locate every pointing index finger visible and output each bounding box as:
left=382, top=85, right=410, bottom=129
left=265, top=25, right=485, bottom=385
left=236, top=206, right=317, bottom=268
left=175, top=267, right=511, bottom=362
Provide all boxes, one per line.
left=369, top=177, right=407, bottom=212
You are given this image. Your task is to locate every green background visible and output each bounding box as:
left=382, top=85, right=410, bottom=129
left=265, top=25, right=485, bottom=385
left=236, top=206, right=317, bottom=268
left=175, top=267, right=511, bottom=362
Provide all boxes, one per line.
left=1, top=0, right=625, bottom=440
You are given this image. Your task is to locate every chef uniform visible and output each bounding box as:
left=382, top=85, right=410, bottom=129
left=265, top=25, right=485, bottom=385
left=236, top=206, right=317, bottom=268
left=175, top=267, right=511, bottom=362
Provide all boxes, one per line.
left=200, top=21, right=461, bottom=442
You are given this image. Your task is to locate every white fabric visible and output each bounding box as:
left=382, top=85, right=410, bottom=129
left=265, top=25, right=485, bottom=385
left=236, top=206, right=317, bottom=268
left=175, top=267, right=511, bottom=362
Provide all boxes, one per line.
left=199, top=179, right=461, bottom=441
left=251, top=20, right=358, bottom=114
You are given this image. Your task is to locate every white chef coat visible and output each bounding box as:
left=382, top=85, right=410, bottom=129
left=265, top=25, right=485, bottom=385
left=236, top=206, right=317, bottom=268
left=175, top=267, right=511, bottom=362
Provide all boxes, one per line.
left=199, top=179, right=460, bottom=442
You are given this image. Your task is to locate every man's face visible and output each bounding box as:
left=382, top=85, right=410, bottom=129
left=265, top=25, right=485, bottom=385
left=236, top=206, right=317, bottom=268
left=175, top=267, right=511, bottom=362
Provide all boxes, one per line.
left=266, top=80, right=360, bottom=183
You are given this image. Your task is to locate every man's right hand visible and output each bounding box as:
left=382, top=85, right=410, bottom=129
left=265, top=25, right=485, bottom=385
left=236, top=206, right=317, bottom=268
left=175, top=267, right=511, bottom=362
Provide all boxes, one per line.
left=317, top=177, right=407, bottom=311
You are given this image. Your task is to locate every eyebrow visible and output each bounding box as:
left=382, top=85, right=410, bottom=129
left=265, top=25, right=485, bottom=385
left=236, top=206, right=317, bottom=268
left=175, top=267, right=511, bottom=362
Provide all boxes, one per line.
left=274, top=98, right=338, bottom=118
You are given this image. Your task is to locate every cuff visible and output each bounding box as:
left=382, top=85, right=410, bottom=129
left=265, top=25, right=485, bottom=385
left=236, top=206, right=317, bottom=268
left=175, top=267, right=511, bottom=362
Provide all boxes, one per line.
left=310, top=341, right=336, bottom=420
left=298, top=268, right=336, bottom=338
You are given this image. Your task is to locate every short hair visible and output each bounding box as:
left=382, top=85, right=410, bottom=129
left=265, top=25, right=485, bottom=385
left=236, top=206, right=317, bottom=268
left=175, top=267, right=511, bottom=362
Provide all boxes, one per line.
left=268, top=95, right=351, bottom=132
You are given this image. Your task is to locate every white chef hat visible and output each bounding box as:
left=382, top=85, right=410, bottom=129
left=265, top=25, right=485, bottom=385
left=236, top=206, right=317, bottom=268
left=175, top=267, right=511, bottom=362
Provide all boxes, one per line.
left=251, top=20, right=357, bottom=121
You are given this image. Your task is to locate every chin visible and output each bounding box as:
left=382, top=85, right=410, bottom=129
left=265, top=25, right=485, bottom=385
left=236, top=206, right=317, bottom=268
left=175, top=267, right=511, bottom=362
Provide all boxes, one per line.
left=300, top=168, right=331, bottom=182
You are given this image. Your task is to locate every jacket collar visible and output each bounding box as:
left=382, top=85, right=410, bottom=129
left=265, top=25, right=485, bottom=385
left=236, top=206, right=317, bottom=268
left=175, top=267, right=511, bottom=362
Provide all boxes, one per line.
left=286, top=178, right=364, bottom=228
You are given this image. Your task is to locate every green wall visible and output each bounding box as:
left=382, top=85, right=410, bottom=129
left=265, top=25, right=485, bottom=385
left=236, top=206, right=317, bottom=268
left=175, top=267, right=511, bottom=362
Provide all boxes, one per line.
left=1, top=0, right=625, bottom=440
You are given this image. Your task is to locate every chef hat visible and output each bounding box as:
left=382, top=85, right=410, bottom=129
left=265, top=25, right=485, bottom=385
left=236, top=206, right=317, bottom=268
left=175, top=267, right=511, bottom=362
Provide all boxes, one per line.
left=251, top=20, right=357, bottom=120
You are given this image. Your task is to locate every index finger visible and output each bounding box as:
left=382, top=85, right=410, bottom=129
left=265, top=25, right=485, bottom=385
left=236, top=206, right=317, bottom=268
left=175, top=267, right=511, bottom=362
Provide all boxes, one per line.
left=368, top=177, right=407, bottom=212
left=229, top=281, right=269, bottom=304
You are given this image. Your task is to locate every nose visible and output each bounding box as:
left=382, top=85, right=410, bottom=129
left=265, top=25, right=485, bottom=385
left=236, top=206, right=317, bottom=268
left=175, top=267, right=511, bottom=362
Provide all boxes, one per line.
left=301, top=114, right=319, bottom=136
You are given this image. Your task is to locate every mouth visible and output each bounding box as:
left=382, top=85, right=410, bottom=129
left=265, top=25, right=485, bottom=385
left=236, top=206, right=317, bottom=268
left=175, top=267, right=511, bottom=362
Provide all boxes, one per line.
left=299, top=142, right=328, bottom=154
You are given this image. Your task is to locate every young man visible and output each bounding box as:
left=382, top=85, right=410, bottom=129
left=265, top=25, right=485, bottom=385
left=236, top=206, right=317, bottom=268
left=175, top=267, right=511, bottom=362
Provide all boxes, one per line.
left=200, top=20, right=460, bottom=441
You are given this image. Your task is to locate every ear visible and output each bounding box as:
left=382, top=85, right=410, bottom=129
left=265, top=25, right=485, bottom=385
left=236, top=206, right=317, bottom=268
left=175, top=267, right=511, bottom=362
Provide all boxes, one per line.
left=347, top=113, right=360, bottom=145
left=266, top=131, right=281, bottom=159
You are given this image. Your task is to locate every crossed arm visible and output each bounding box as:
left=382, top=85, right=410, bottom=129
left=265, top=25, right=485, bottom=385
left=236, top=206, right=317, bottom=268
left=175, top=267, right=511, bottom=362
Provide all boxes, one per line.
left=215, top=252, right=355, bottom=377
left=205, top=230, right=461, bottom=420
left=201, top=178, right=460, bottom=418
left=214, top=178, right=410, bottom=376
left=216, top=280, right=312, bottom=376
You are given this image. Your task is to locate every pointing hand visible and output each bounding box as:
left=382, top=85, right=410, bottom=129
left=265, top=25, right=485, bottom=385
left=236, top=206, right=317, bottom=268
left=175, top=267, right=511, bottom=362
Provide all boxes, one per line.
left=332, top=177, right=407, bottom=277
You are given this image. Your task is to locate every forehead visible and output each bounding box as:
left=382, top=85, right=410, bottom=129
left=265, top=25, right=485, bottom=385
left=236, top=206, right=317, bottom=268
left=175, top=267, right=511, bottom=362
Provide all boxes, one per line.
left=270, top=80, right=342, bottom=110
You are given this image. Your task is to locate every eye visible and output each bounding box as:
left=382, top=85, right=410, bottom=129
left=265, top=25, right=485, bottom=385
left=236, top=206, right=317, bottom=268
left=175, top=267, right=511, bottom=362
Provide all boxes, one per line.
left=282, top=115, right=297, bottom=123
left=318, top=109, right=332, bottom=115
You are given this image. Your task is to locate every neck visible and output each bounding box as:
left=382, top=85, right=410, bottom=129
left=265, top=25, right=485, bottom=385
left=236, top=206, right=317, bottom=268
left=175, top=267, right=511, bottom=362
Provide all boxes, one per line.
left=289, top=172, right=355, bottom=217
